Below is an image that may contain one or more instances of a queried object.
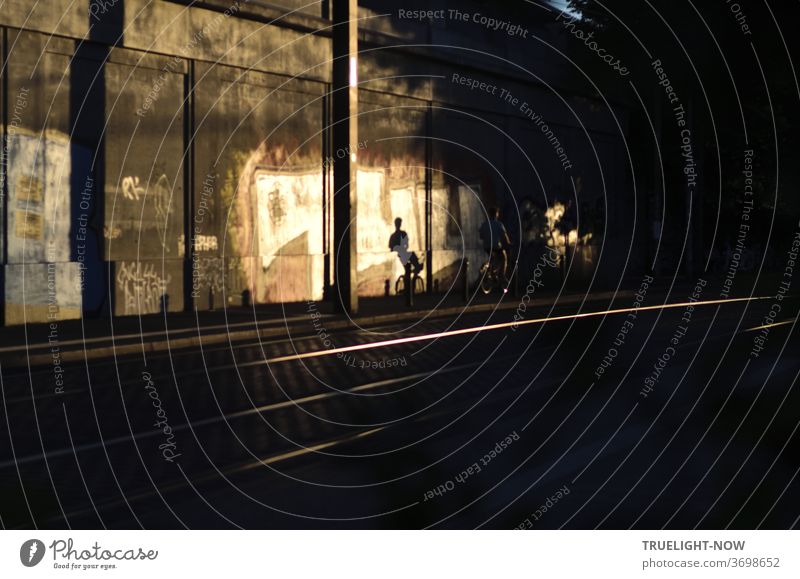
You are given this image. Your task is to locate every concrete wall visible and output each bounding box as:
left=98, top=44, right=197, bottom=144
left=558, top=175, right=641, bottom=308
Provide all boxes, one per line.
left=191, top=63, right=326, bottom=308
left=0, top=0, right=631, bottom=323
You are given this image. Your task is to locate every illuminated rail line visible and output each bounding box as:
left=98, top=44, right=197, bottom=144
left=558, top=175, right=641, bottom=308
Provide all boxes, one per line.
left=266, top=296, right=774, bottom=364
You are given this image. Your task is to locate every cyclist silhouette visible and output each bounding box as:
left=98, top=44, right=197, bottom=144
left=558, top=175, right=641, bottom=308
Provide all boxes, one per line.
left=479, top=207, right=511, bottom=284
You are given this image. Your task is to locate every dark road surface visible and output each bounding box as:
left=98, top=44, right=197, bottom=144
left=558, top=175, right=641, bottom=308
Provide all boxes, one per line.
left=1, top=288, right=798, bottom=529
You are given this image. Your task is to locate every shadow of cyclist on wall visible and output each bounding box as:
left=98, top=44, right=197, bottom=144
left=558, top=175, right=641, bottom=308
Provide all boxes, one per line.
left=389, top=217, right=423, bottom=275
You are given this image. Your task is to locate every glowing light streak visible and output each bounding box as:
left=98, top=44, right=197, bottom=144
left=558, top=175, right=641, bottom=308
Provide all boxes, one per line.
left=266, top=296, right=772, bottom=364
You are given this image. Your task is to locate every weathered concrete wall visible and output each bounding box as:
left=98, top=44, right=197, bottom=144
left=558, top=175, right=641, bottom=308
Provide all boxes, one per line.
left=0, top=0, right=329, bottom=81
left=3, top=32, right=84, bottom=323
left=0, top=1, right=631, bottom=322
left=192, top=63, right=326, bottom=308
left=104, top=50, right=187, bottom=315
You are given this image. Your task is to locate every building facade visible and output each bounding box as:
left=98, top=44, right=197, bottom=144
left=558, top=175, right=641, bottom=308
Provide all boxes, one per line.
left=0, top=0, right=633, bottom=324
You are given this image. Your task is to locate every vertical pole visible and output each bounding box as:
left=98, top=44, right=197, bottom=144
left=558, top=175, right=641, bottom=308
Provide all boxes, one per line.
left=332, top=0, right=358, bottom=314
left=694, top=101, right=704, bottom=274
left=685, top=98, right=696, bottom=279
left=652, top=86, right=663, bottom=276
left=462, top=258, right=469, bottom=302
left=183, top=60, right=195, bottom=312
left=322, top=91, right=332, bottom=300
left=425, top=101, right=432, bottom=294
left=404, top=263, right=413, bottom=307
left=0, top=28, right=7, bottom=326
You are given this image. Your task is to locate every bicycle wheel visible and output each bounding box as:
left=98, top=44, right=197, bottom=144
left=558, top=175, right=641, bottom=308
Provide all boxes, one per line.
left=414, top=275, right=425, bottom=294
left=395, top=275, right=405, bottom=295
left=479, top=267, right=495, bottom=294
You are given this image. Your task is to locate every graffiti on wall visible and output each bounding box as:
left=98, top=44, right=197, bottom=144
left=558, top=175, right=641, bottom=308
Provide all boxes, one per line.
left=255, top=167, right=322, bottom=251
left=116, top=261, right=172, bottom=315
left=121, top=175, right=145, bottom=201
left=6, top=133, right=75, bottom=263
left=206, top=144, right=321, bottom=304
left=121, top=174, right=175, bottom=252
left=199, top=258, right=225, bottom=295
left=12, top=171, right=46, bottom=242
left=105, top=225, right=122, bottom=240
left=177, top=233, right=218, bottom=257
left=2, top=129, right=97, bottom=323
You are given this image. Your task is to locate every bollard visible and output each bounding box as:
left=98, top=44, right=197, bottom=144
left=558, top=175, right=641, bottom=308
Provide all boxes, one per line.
left=384, top=279, right=390, bottom=297
left=241, top=288, right=252, bottom=308
left=462, top=258, right=469, bottom=302
left=512, top=260, right=520, bottom=298
left=405, top=263, right=413, bottom=307
left=208, top=286, right=215, bottom=311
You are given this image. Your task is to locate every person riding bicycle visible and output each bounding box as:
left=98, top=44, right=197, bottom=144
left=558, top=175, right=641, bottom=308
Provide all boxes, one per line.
left=479, top=207, right=511, bottom=284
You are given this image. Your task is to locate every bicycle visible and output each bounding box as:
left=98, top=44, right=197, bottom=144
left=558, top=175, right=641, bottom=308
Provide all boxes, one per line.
left=478, top=250, right=508, bottom=295
left=395, top=266, right=425, bottom=295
